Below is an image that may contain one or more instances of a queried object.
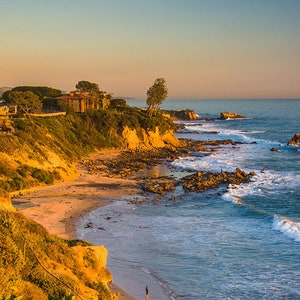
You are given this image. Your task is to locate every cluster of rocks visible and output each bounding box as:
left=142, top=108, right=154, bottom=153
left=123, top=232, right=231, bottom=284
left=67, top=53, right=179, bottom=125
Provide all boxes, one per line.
left=79, top=147, right=181, bottom=178
left=79, top=136, right=258, bottom=198
left=139, top=167, right=256, bottom=195
left=141, top=176, right=179, bottom=194
left=79, top=158, right=108, bottom=175
left=181, top=168, right=256, bottom=193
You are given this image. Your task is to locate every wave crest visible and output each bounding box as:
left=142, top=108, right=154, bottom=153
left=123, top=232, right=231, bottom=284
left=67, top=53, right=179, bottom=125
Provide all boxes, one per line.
left=273, top=216, right=300, bottom=242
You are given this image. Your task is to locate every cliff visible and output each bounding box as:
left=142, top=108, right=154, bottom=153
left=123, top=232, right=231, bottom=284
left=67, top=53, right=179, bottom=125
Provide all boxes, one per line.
left=0, top=196, right=116, bottom=299
left=122, top=126, right=180, bottom=149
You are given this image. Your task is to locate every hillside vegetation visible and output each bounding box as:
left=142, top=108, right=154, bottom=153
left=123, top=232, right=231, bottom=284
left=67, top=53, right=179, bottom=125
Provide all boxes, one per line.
left=0, top=105, right=176, bottom=192
left=0, top=198, right=115, bottom=299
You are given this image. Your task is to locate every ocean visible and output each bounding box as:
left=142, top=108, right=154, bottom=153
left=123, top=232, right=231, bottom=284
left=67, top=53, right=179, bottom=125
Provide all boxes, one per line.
left=77, top=99, right=300, bottom=299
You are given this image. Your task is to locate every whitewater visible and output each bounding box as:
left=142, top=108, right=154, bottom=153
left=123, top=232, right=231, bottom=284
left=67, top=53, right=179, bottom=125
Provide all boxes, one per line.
left=77, top=99, right=300, bottom=299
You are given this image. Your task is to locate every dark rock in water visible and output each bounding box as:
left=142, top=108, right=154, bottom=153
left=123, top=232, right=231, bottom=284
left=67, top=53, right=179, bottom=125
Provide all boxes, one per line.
left=288, top=133, right=300, bottom=146
left=270, top=147, right=278, bottom=152
left=181, top=168, right=255, bottom=193
left=84, top=222, right=93, bottom=228
left=220, top=112, right=246, bottom=120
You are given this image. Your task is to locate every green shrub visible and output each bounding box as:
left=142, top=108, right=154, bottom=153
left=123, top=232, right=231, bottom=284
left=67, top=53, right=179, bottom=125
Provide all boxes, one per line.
left=110, top=98, right=126, bottom=107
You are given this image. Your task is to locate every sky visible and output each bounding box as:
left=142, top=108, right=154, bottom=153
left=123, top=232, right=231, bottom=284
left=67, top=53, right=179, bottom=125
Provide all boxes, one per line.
left=1, top=0, right=300, bottom=99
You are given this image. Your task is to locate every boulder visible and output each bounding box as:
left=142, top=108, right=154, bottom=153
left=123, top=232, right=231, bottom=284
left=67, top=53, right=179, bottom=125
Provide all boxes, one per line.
left=220, top=112, right=245, bottom=120
left=288, top=133, right=300, bottom=146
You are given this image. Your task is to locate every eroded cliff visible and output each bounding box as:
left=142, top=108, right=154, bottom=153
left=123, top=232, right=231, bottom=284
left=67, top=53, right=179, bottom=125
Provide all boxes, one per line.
left=0, top=194, right=116, bottom=299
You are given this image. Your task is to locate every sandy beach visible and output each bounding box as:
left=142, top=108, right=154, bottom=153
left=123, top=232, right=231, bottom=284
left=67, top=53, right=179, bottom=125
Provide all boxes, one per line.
left=12, top=149, right=138, bottom=300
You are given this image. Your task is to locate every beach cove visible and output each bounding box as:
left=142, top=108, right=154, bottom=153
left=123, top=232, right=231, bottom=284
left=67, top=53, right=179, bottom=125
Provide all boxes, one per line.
left=13, top=149, right=139, bottom=299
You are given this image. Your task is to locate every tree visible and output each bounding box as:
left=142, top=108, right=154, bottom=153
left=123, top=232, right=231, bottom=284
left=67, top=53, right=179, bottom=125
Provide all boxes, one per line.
left=146, top=78, right=168, bottom=117
left=5, top=91, right=42, bottom=120
left=76, top=80, right=99, bottom=95
left=2, top=86, right=61, bottom=99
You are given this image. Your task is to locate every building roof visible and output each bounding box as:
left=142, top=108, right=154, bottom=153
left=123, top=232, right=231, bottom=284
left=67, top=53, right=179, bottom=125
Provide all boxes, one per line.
left=56, top=92, right=91, bottom=100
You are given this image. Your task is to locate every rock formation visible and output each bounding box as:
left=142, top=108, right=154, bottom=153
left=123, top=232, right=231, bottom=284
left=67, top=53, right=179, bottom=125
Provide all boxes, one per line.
left=181, top=168, right=256, bottom=193
left=288, top=133, right=300, bottom=146
left=141, top=176, right=179, bottom=194
left=220, top=112, right=246, bottom=120
left=162, top=109, right=199, bottom=120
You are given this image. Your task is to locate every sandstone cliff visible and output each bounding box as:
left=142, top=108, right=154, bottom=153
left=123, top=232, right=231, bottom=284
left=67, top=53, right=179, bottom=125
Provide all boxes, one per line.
left=122, top=126, right=181, bottom=149
left=0, top=201, right=116, bottom=299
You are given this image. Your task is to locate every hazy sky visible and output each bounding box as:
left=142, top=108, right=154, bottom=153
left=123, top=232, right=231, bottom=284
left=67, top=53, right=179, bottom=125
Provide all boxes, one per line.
left=1, top=0, right=300, bottom=99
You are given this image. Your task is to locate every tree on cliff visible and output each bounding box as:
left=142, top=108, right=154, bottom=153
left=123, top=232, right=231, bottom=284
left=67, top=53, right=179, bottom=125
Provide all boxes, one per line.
left=5, top=91, right=42, bottom=120
left=75, top=80, right=113, bottom=109
left=146, top=78, right=168, bottom=117
left=76, top=80, right=100, bottom=95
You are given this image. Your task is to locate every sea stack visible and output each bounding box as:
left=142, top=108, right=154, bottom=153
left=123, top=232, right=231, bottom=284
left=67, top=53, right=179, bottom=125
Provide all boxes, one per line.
left=220, top=112, right=246, bottom=120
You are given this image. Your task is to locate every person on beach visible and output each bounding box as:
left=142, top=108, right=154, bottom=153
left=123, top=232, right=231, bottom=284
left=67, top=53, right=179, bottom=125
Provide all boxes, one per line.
left=145, top=285, right=149, bottom=299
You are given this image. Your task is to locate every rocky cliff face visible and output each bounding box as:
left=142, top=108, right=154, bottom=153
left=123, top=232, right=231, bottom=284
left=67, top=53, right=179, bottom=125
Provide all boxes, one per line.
left=122, top=126, right=181, bottom=149
left=0, top=206, right=116, bottom=299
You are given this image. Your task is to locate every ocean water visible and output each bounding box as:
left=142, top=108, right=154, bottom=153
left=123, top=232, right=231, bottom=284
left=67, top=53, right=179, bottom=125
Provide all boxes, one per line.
left=77, top=99, right=300, bottom=299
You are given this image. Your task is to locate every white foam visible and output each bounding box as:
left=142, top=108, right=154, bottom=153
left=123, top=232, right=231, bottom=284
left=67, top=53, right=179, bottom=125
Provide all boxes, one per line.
left=273, top=216, right=300, bottom=242
left=223, top=170, right=300, bottom=204
left=182, top=121, right=277, bottom=145
left=172, top=143, right=263, bottom=173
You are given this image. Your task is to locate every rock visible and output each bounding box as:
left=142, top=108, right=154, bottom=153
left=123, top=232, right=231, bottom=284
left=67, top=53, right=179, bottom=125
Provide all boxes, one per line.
left=181, top=168, right=255, bottom=193
left=141, top=176, right=179, bottom=194
left=288, top=133, right=300, bottom=146
left=162, top=109, right=199, bottom=120
left=220, top=112, right=246, bottom=120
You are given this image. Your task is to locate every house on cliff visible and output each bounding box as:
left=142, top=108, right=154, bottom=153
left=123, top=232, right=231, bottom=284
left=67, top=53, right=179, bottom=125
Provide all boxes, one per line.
left=55, top=91, right=112, bottom=113
left=0, top=102, right=17, bottom=116
left=0, top=102, right=17, bottom=133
